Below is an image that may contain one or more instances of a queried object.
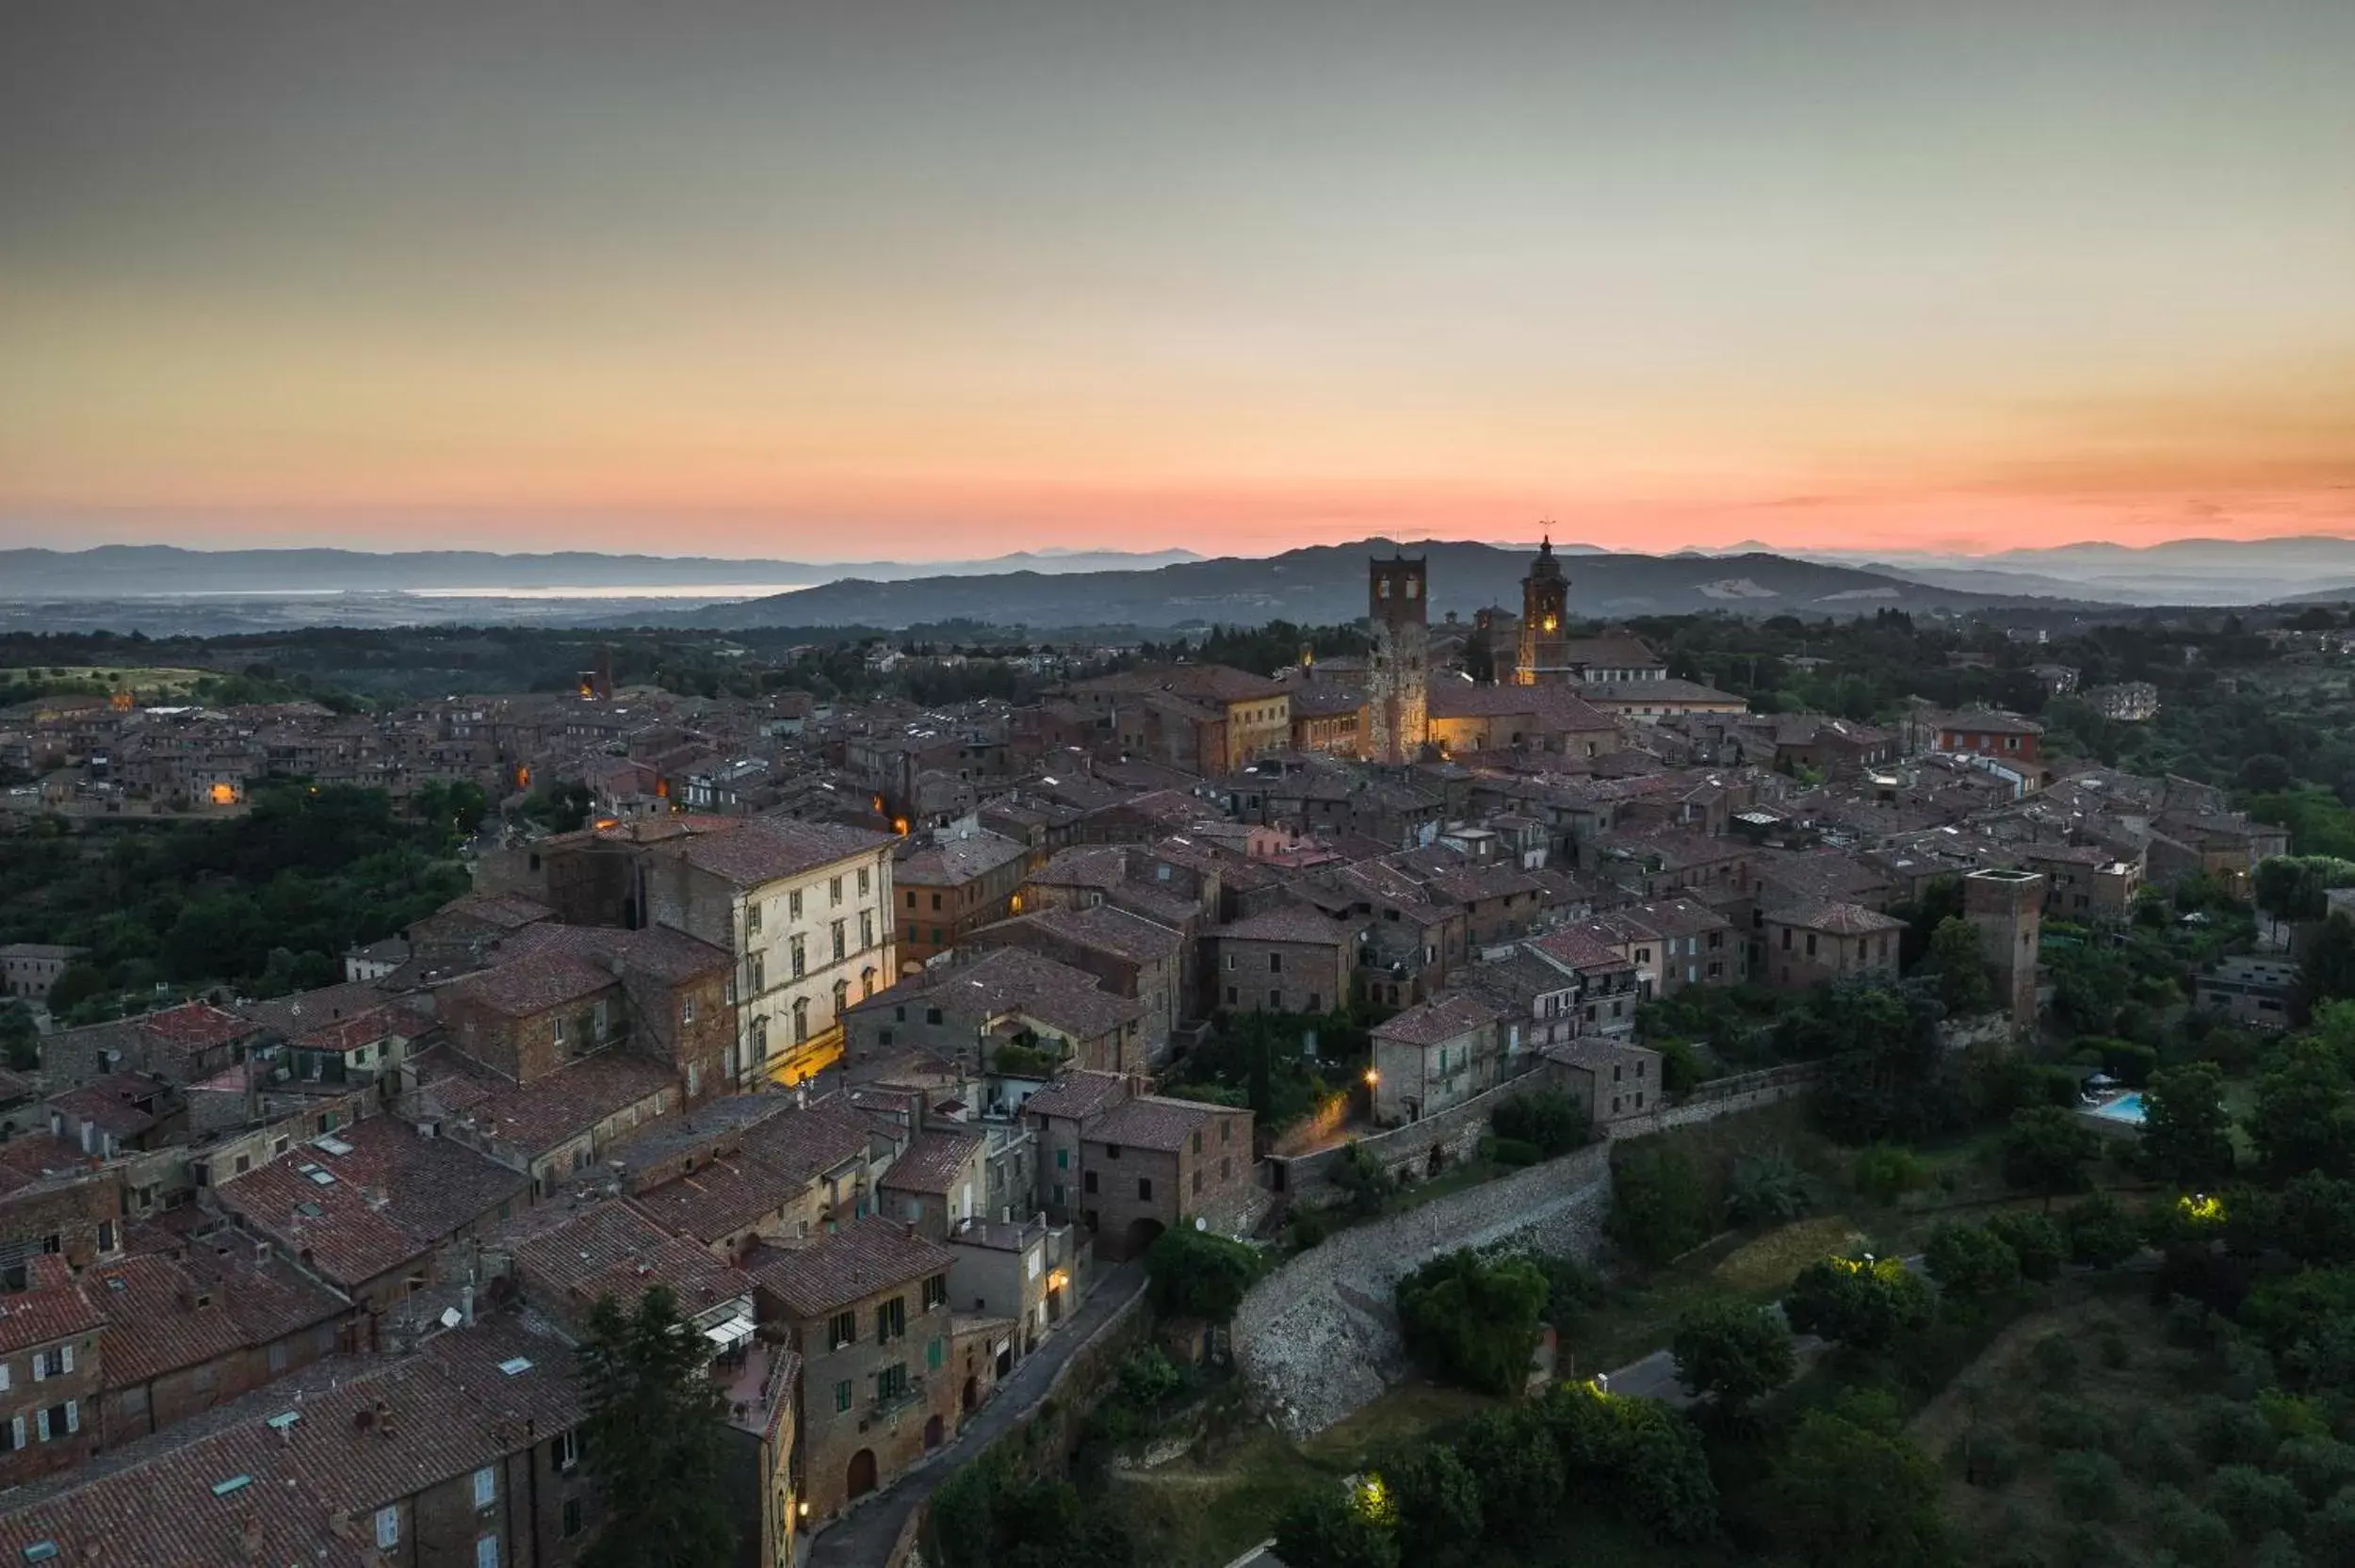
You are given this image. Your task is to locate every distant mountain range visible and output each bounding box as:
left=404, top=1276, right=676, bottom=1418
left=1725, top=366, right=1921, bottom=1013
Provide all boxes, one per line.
left=669, top=539, right=2090, bottom=631
left=0, top=543, right=1203, bottom=595
left=1797, top=536, right=2355, bottom=606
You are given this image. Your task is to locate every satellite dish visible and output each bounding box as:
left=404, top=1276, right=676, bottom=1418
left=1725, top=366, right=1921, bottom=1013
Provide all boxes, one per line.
left=1194, top=1217, right=1208, bottom=1232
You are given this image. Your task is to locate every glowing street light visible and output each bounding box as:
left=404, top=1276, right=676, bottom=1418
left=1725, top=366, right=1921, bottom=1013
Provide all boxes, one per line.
left=1363, top=1067, right=1380, bottom=1087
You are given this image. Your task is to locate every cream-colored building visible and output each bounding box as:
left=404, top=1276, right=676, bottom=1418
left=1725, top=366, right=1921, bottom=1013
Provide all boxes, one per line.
left=642, top=819, right=900, bottom=1086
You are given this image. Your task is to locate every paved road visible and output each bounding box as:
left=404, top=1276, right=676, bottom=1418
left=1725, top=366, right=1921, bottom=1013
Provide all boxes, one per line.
left=808, top=1261, right=1148, bottom=1568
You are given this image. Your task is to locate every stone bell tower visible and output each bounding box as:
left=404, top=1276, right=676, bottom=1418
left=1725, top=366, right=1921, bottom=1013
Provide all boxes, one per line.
left=1365, top=553, right=1428, bottom=764
left=1965, top=867, right=2046, bottom=1029
left=1516, top=534, right=1570, bottom=685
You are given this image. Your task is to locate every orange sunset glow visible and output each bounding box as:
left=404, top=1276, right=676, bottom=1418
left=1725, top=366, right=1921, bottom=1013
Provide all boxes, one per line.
left=3, top=3, right=2351, bottom=560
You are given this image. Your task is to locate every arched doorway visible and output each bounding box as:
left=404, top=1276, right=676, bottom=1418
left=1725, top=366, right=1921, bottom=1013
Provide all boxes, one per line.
left=962, top=1376, right=979, bottom=1414
left=923, top=1414, right=945, bottom=1449
left=846, top=1448, right=878, bottom=1501
left=1121, top=1218, right=1164, bottom=1259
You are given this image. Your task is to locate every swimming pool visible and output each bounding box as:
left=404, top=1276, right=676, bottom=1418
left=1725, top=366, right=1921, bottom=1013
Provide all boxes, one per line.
left=2088, top=1091, right=2147, bottom=1125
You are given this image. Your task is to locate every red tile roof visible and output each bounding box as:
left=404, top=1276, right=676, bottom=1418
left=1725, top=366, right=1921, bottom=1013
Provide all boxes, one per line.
left=0, top=1255, right=105, bottom=1357
left=749, top=1217, right=953, bottom=1319
left=880, top=1131, right=986, bottom=1196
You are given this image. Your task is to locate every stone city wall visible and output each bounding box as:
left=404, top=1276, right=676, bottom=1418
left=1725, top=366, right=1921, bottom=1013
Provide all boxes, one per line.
left=1269, top=1058, right=1546, bottom=1199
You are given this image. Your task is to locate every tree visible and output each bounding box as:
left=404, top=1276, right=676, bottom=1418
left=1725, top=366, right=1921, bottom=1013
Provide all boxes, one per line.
left=2300, top=912, right=2355, bottom=1014
left=1395, top=1251, right=1549, bottom=1395
left=1145, top=1226, right=1263, bottom=1322
left=0, top=1000, right=37, bottom=1073
left=2250, top=1036, right=2355, bottom=1183
left=1920, top=916, right=1996, bottom=1017
left=2243, top=752, right=2297, bottom=795
left=2002, top=1107, right=2103, bottom=1208
left=1985, top=1211, right=2066, bottom=1282
left=1272, top=1488, right=1399, bottom=1568
left=2062, top=1192, right=2143, bottom=1269
left=1784, top=1255, right=1932, bottom=1350
left=1804, top=979, right=1957, bottom=1144
left=1924, top=1221, right=2022, bottom=1300
left=2140, top=1061, right=2238, bottom=1189
left=1671, top=1300, right=1795, bottom=1411
left=1454, top=1406, right=1565, bottom=1549
left=1607, top=1140, right=1713, bottom=1265
left=577, top=1286, right=739, bottom=1568
left=1332, top=1140, right=1398, bottom=1218
left=1773, top=1404, right=1954, bottom=1568
left=1376, top=1442, right=1483, bottom=1566
left=1727, top=1150, right=1812, bottom=1225
left=1490, top=1091, right=1587, bottom=1157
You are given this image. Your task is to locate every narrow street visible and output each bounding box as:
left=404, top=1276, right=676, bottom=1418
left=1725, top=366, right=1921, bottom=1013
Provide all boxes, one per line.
left=806, top=1261, right=1148, bottom=1568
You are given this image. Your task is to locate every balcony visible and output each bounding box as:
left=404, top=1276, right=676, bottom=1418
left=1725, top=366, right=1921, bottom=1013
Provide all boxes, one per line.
left=864, top=1374, right=928, bottom=1427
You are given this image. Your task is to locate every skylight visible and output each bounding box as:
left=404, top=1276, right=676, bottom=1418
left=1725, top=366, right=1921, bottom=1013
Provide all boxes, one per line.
left=498, top=1356, right=533, bottom=1376
left=306, top=1169, right=336, bottom=1186
left=212, top=1474, right=252, bottom=1495
left=266, top=1411, right=300, bottom=1430
left=24, top=1544, right=59, bottom=1563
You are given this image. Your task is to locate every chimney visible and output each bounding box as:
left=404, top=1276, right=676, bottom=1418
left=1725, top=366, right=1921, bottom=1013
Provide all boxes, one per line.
left=462, top=1284, right=476, bottom=1328
left=793, top=1084, right=807, bottom=1110
left=239, top=1513, right=263, bottom=1560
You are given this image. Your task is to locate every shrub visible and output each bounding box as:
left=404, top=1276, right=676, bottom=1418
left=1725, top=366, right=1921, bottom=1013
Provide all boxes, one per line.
left=1531, top=1254, right=1603, bottom=1325
left=2063, top=1192, right=2143, bottom=1269
left=1784, top=1254, right=1933, bottom=1350
left=2152, top=1490, right=2235, bottom=1568
left=2028, top=1332, right=2082, bottom=1392
left=1854, top=1142, right=1933, bottom=1202
left=1952, top=1424, right=2022, bottom=1488
left=1670, top=1299, right=1796, bottom=1410
left=1289, top=1203, right=1332, bottom=1250
left=1145, top=1227, right=1265, bottom=1322
left=1333, top=1140, right=1399, bottom=1218
left=2273, top=1437, right=2355, bottom=1504
left=2193, top=1395, right=2280, bottom=1465
left=2308, top=1487, right=2355, bottom=1562
left=2253, top=1529, right=2309, bottom=1568
left=2127, top=1414, right=2199, bottom=1485
left=1925, top=1221, right=2021, bottom=1299
left=1274, top=1485, right=1400, bottom=1568
left=1490, top=1091, right=1588, bottom=1157
left=2210, top=1464, right=2309, bottom=1543
left=1727, top=1150, right=1812, bottom=1225
left=2052, top=1448, right=2123, bottom=1520
left=1481, top=1136, right=1542, bottom=1168
left=2034, top=1395, right=2113, bottom=1453
left=1986, top=1211, right=2067, bottom=1282
left=1607, top=1142, right=1714, bottom=1266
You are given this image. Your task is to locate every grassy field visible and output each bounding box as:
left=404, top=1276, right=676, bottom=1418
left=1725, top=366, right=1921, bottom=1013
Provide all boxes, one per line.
left=0, top=665, right=210, bottom=697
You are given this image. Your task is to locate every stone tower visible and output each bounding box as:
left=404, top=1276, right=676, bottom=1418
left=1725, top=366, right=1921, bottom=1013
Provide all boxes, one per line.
left=1964, top=867, right=2046, bottom=1029
left=1516, top=534, right=1570, bottom=686
left=1365, top=553, right=1428, bottom=764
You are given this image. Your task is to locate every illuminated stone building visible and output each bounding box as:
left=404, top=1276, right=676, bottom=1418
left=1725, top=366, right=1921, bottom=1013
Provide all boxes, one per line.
left=1364, top=553, right=1429, bottom=764
left=1516, top=536, right=1571, bottom=685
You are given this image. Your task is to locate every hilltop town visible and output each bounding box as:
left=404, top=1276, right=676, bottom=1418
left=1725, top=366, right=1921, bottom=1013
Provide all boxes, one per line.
left=0, top=542, right=2323, bottom=1567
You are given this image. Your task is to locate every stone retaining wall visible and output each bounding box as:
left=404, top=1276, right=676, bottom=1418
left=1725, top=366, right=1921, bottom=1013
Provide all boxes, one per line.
left=1269, top=1059, right=1546, bottom=1198
left=1234, top=1141, right=1615, bottom=1435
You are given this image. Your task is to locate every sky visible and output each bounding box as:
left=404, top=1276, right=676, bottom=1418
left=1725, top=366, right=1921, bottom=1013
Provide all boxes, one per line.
left=3, top=1, right=2351, bottom=562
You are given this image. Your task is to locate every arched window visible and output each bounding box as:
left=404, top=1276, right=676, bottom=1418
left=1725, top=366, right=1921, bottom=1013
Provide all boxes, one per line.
left=833, top=978, right=850, bottom=1021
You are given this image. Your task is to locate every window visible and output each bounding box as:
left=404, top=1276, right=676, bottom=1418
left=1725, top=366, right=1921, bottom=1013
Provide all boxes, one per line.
left=747, top=902, right=763, bottom=936
left=375, top=1508, right=398, bottom=1550
left=1083, top=1172, right=1098, bottom=1194
left=835, top=1379, right=853, bottom=1414
left=833, top=978, right=849, bottom=1019
left=1226, top=985, right=1238, bottom=1006
left=788, top=936, right=804, bottom=978
left=860, top=911, right=874, bottom=948
left=1055, top=1148, right=1069, bottom=1170
left=476, top=1535, right=499, bottom=1568
left=859, top=867, right=872, bottom=895
left=1268, top=952, right=1282, bottom=974
left=926, top=1336, right=945, bottom=1371
left=922, top=1273, right=948, bottom=1311
left=832, top=920, right=847, bottom=962
left=592, top=999, right=609, bottom=1039
left=752, top=1014, right=770, bottom=1061
left=876, top=1296, right=906, bottom=1343
left=925, top=1006, right=944, bottom=1026
left=562, top=1498, right=584, bottom=1539
left=931, top=892, right=942, bottom=912
left=789, top=889, right=804, bottom=919
left=1224, top=953, right=1236, bottom=971
left=473, top=1465, right=496, bottom=1509
left=681, top=997, right=695, bottom=1026
left=551, top=1015, right=565, bottom=1044
left=753, top=953, right=767, bottom=991
left=831, top=875, right=845, bottom=905
left=1193, top=1169, right=1203, bottom=1194
left=793, top=998, right=809, bottom=1044
left=829, top=1309, right=856, bottom=1350
left=1805, top=933, right=1818, bottom=957
left=1137, top=1177, right=1154, bottom=1200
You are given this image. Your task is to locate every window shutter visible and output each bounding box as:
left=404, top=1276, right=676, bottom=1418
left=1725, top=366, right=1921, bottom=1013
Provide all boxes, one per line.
left=8, top=1416, right=22, bottom=1450
left=35, top=1409, right=49, bottom=1442
left=59, top=1344, right=72, bottom=1374
left=0, top=1361, right=10, bottom=1391
left=64, top=1400, right=77, bottom=1434
left=31, top=1354, right=43, bottom=1382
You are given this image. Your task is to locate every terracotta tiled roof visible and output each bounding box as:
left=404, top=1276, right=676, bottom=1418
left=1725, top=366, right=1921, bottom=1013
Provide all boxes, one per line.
left=1372, top=994, right=1500, bottom=1047
left=1084, top=1094, right=1231, bottom=1154
left=1018, top=1069, right=1131, bottom=1123
left=1210, top=904, right=1356, bottom=946
left=447, top=953, right=617, bottom=1018
left=133, top=1002, right=259, bottom=1056
left=510, top=1199, right=754, bottom=1314
left=0, top=1255, right=105, bottom=1357
left=1529, top=928, right=1638, bottom=976
left=1772, top=899, right=1907, bottom=935
left=215, top=1116, right=528, bottom=1289
left=896, top=830, right=1029, bottom=886
left=0, top=1317, right=579, bottom=1568
left=409, top=1045, right=676, bottom=1158
left=880, top=1131, right=986, bottom=1196
left=671, top=816, right=894, bottom=888
left=750, top=1216, right=953, bottom=1319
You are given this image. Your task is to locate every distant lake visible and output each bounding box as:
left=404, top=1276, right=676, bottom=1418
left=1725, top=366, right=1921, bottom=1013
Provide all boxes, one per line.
left=409, top=583, right=811, bottom=600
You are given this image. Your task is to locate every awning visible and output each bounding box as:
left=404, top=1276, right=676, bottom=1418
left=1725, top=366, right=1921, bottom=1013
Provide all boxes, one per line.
left=703, top=1316, right=755, bottom=1350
